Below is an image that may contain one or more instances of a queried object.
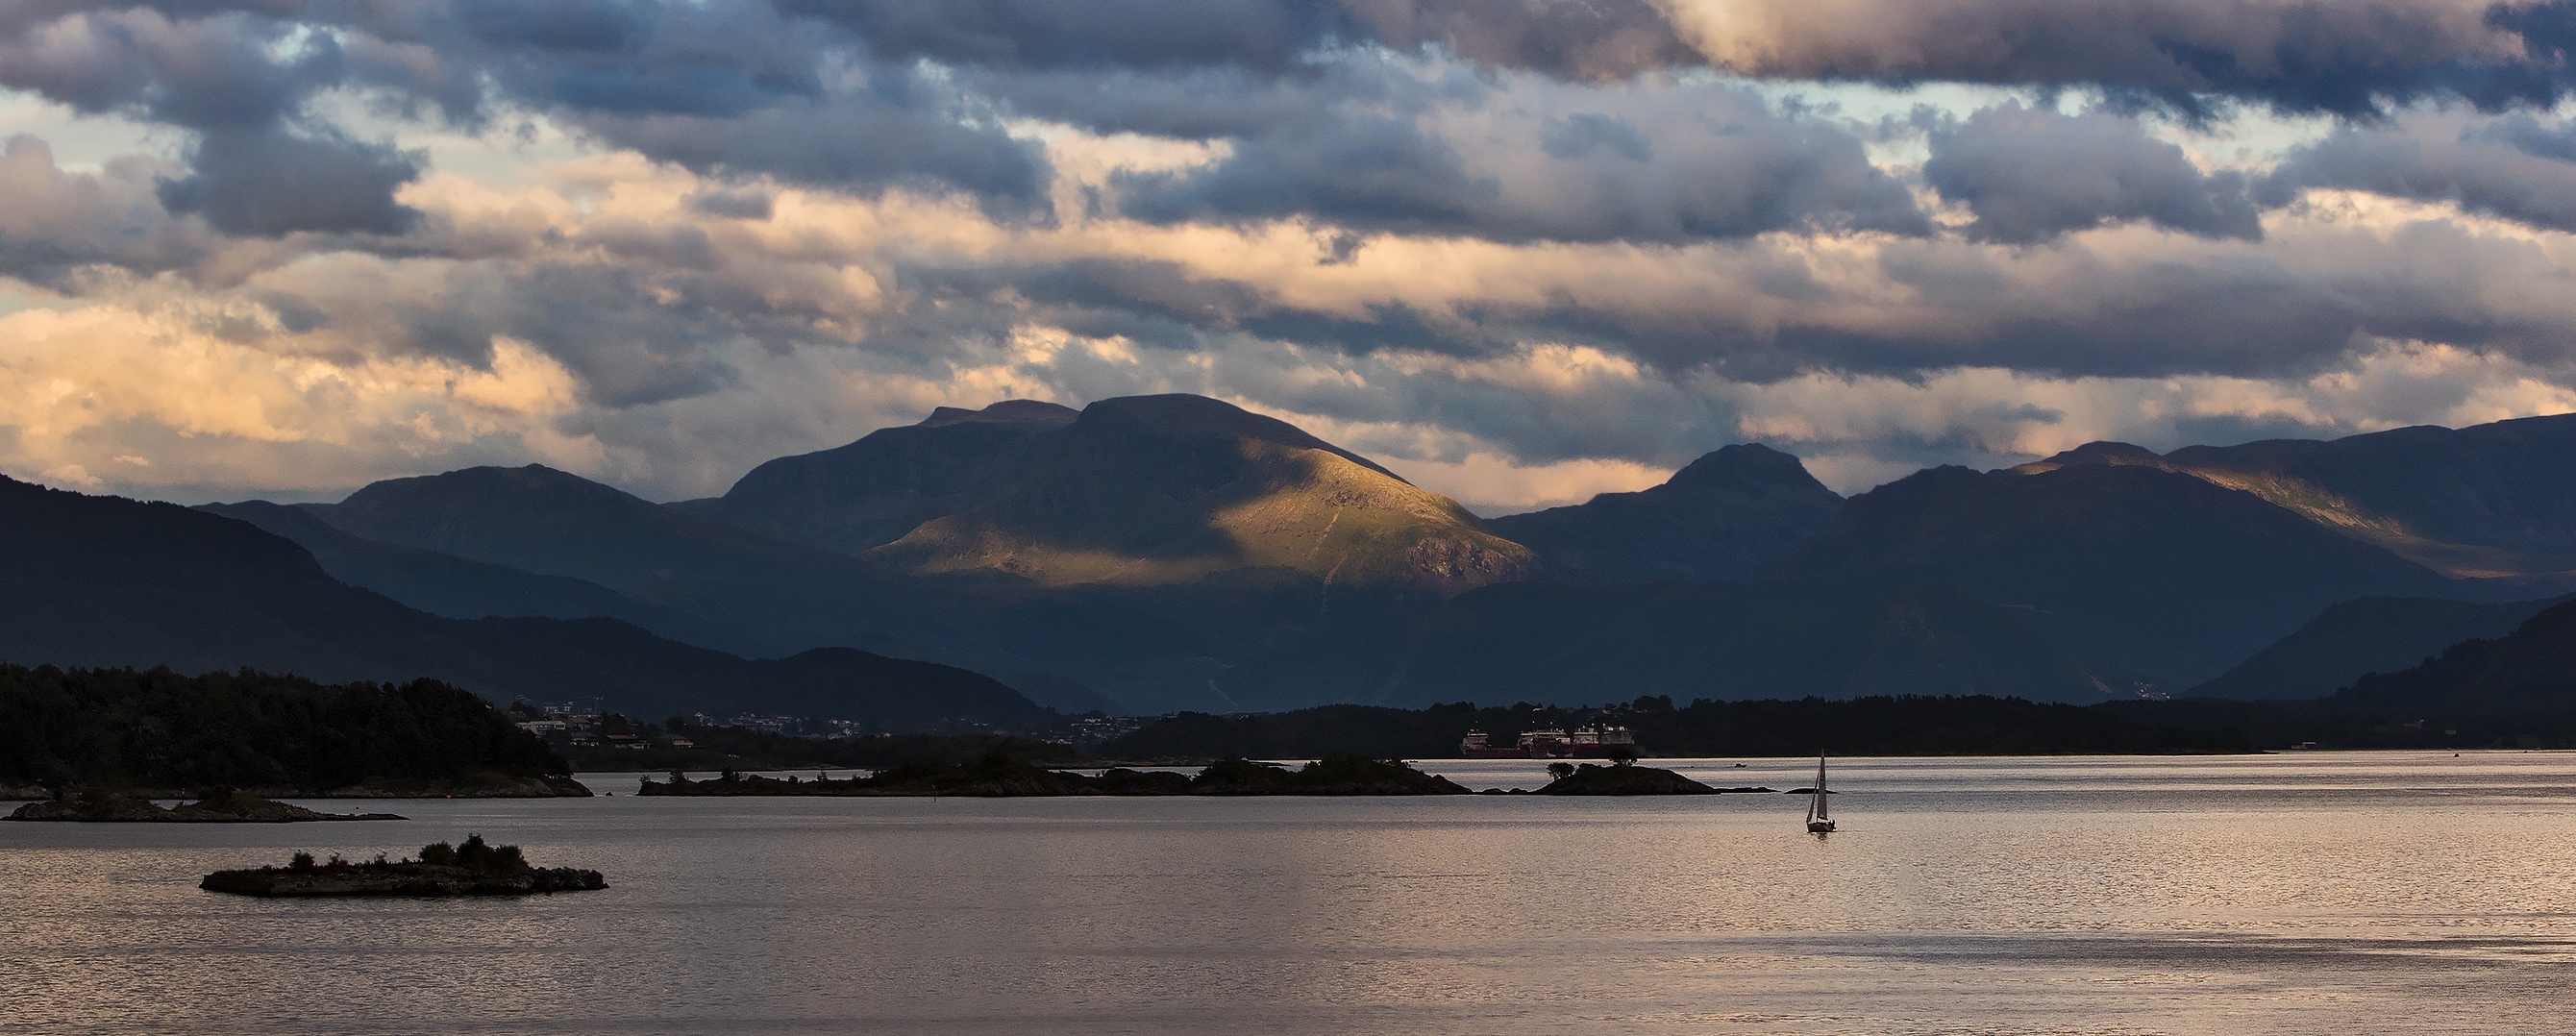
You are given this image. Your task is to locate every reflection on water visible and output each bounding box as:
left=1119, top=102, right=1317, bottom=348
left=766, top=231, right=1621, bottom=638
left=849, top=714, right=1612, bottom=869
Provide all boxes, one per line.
left=5, top=752, right=2573, bottom=1035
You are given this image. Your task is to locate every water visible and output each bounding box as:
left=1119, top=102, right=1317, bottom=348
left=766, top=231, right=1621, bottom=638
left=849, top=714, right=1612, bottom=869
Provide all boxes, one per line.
left=7, top=752, right=2574, bottom=1035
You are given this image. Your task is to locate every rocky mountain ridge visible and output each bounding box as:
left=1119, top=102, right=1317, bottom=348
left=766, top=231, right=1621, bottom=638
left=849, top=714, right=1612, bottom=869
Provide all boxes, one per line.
left=15, top=395, right=2576, bottom=716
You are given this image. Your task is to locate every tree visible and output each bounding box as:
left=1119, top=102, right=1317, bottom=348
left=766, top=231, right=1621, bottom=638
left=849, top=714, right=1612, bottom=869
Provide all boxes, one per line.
left=1606, top=746, right=1639, bottom=766
left=1547, top=762, right=1575, bottom=779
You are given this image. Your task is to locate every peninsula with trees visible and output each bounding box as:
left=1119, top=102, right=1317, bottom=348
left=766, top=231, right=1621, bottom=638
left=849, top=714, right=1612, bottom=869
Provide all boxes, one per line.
left=0, top=664, right=587, bottom=800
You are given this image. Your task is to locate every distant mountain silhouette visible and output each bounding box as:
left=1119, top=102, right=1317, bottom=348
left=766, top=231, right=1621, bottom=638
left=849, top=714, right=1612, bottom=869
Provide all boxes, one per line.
left=2190, top=594, right=2575, bottom=700
left=0, top=476, right=1051, bottom=729
left=867, top=394, right=1538, bottom=593
left=2332, top=599, right=2576, bottom=714
left=300, top=463, right=929, bottom=649
left=2019, top=413, right=2576, bottom=578
left=1216, top=580, right=2192, bottom=709
left=24, top=395, right=2576, bottom=719
left=1761, top=462, right=2463, bottom=678
left=674, top=399, right=1079, bottom=555
left=266, top=447, right=1447, bottom=716
left=198, top=500, right=782, bottom=657
left=1487, top=444, right=1844, bottom=581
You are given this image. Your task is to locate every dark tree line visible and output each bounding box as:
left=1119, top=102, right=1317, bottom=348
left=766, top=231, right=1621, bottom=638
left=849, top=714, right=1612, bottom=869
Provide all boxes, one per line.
left=535, top=711, right=1088, bottom=773
left=0, top=663, right=569, bottom=793
left=1100, top=696, right=2255, bottom=761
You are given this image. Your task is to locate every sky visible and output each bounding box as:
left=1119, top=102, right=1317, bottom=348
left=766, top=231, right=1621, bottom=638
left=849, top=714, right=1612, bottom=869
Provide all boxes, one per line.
left=3, top=1, right=2576, bottom=514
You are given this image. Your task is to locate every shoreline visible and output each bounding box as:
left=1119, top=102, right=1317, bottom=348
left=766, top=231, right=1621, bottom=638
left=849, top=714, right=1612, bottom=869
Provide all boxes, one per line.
left=0, top=777, right=594, bottom=803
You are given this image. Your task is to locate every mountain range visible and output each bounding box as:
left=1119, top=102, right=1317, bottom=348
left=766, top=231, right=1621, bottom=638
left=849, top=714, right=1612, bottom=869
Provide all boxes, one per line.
left=9, top=393, right=2576, bottom=719
left=0, top=476, right=1051, bottom=730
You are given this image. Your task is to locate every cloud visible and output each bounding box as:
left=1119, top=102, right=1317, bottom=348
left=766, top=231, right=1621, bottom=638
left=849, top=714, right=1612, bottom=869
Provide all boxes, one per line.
left=7, top=0, right=2576, bottom=513
left=785, top=0, right=1696, bottom=80
left=0, top=134, right=216, bottom=284
left=2, top=3, right=1049, bottom=235
left=0, top=7, right=332, bottom=127
left=572, top=97, right=1048, bottom=205
left=1924, top=101, right=2263, bottom=242
left=783, top=0, right=1336, bottom=73
left=1660, top=0, right=2576, bottom=116
left=155, top=126, right=426, bottom=236
left=1338, top=0, right=1700, bottom=80
left=0, top=8, right=435, bottom=241
left=0, top=299, right=604, bottom=498
left=2266, top=111, right=2576, bottom=233
left=1098, top=60, right=1929, bottom=243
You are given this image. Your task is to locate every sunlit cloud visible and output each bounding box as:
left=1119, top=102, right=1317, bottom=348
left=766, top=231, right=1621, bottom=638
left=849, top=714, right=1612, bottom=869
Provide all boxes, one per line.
left=2, top=1, right=2572, bottom=510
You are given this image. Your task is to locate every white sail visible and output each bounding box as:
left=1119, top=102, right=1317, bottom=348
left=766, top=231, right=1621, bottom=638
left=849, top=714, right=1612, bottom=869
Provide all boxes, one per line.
left=1805, top=755, right=1834, bottom=832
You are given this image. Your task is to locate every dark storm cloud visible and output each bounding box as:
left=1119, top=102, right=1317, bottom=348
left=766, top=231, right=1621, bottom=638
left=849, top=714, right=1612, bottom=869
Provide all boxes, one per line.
left=1336, top=0, right=1700, bottom=80
left=862, top=197, right=2576, bottom=391
left=0, top=8, right=306, bottom=122
left=2265, top=113, right=2576, bottom=232
left=2488, top=111, right=2576, bottom=160
left=1923, top=102, right=2263, bottom=243
left=0, top=8, right=431, bottom=239
left=1, top=3, right=1046, bottom=234
left=154, top=126, right=425, bottom=236
left=289, top=260, right=745, bottom=407
left=577, top=98, right=1048, bottom=203
left=1102, top=69, right=1928, bottom=243
left=783, top=0, right=1695, bottom=79
left=1670, top=0, right=2576, bottom=118
left=686, top=187, right=775, bottom=220
left=1541, top=113, right=1654, bottom=162
left=780, top=0, right=1335, bottom=72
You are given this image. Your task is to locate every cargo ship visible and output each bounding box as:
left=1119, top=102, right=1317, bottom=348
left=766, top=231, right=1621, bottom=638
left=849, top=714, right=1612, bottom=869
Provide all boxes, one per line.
left=1459, top=726, right=1637, bottom=758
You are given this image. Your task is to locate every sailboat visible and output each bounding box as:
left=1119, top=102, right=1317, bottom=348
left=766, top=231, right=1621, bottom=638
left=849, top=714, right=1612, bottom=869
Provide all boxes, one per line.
left=1805, top=755, right=1835, bottom=833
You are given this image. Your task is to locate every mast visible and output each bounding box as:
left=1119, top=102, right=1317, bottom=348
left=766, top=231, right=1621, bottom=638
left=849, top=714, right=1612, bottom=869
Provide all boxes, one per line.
left=1811, top=756, right=1829, bottom=823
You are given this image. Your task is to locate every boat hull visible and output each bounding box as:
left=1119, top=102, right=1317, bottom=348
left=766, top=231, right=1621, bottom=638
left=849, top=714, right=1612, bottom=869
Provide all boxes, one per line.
left=1807, top=821, right=1835, bottom=833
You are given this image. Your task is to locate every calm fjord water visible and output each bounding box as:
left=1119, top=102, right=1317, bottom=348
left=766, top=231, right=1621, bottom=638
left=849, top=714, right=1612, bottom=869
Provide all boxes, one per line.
left=6, top=752, right=2573, bottom=1035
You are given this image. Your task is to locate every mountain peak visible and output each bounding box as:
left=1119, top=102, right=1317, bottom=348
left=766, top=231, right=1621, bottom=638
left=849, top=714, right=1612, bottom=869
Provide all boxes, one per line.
left=917, top=399, right=1080, bottom=429
left=334, top=463, right=625, bottom=509
left=1074, top=394, right=1406, bottom=482
left=1485, top=442, right=1844, bottom=581
left=870, top=393, right=1528, bottom=591
left=2011, top=441, right=2168, bottom=475
left=1666, top=443, right=1821, bottom=492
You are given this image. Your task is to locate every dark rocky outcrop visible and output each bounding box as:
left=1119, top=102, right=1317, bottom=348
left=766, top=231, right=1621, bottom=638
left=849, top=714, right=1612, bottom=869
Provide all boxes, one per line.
left=1535, top=764, right=1717, bottom=795
left=202, top=864, right=606, bottom=897
left=1187, top=753, right=1471, bottom=795
left=199, top=837, right=603, bottom=897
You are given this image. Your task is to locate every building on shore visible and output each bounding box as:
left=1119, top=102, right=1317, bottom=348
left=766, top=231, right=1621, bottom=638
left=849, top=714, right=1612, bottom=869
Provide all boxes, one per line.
left=1460, top=726, right=1637, bottom=758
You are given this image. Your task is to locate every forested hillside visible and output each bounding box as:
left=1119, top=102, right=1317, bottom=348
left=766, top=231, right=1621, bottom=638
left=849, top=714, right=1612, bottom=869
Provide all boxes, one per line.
left=0, top=665, right=582, bottom=797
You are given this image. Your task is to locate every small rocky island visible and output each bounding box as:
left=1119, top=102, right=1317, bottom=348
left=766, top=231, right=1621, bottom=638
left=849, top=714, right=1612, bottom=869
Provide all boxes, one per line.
left=8, top=787, right=405, bottom=823
left=640, top=752, right=1474, bottom=797
left=200, top=836, right=607, bottom=897
left=1533, top=763, right=1777, bottom=795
